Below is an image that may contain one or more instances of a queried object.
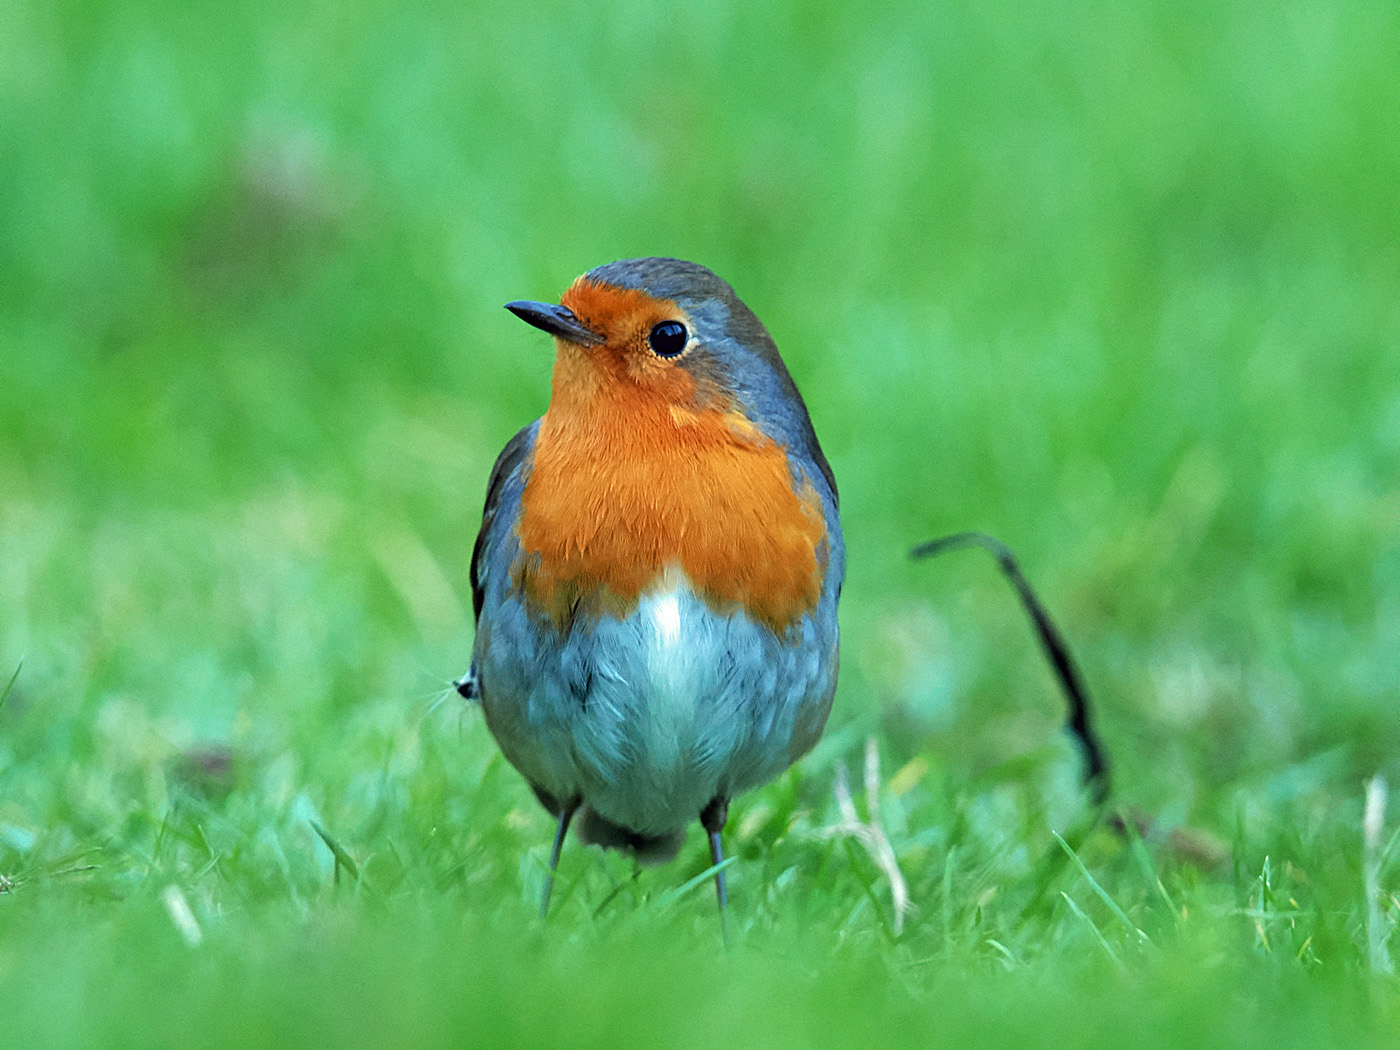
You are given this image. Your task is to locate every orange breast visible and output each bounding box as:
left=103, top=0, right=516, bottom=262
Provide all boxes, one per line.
left=512, top=354, right=826, bottom=634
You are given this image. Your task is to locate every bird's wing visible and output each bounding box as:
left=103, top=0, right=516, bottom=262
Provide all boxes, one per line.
left=470, top=421, right=538, bottom=624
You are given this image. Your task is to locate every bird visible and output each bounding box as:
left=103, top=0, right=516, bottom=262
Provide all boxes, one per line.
left=457, top=257, right=843, bottom=923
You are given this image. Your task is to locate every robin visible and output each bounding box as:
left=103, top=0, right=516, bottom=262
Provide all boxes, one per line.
left=457, top=257, right=843, bottom=921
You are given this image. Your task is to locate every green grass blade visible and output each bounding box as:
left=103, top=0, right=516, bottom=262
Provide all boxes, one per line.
left=1118, top=816, right=1178, bottom=918
left=1052, top=830, right=1149, bottom=946
left=0, top=660, right=20, bottom=712
left=654, top=856, right=735, bottom=910
left=310, top=821, right=360, bottom=886
left=1060, top=891, right=1121, bottom=966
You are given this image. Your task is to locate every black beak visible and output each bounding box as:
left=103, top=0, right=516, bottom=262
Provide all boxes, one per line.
left=505, top=301, right=604, bottom=346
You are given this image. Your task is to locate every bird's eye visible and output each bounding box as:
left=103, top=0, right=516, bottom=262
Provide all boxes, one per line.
left=648, top=320, right=688, bottom=358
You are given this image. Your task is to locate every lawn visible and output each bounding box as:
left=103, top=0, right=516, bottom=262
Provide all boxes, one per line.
left=2, top=0, right=1399, bottom=1045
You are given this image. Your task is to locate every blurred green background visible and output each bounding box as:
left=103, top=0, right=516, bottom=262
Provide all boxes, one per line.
left=2, top=0, right=1399, bottom=1044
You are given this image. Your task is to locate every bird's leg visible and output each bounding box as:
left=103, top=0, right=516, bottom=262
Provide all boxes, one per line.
left=700, top=796, right=731, bottom=944
left=540, top=796, right=580, bottom=919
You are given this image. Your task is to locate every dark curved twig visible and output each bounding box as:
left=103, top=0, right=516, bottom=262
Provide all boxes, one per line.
left=911, top=532, right=1110, bottom=804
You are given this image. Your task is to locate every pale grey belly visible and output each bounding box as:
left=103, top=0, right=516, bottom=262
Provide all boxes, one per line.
left=478, top=581, right=837, bottom=834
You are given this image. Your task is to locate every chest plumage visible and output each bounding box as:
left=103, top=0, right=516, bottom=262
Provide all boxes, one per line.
left=512, top=364, right=827, bottom=635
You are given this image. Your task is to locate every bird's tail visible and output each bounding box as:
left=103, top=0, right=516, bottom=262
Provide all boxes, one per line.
left=576, top=805, right=685, bottom=866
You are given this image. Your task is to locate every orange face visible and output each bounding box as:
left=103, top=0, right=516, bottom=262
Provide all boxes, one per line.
left=547, top=277, right=709, bottom=407
left=511, top=279, right=828, bottom=635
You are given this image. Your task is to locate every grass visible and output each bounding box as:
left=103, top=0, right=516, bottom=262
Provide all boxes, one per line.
left=2, top=0, right=1399, bottom=1044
